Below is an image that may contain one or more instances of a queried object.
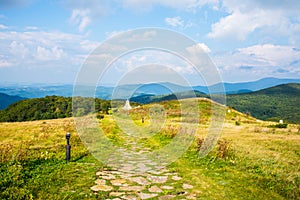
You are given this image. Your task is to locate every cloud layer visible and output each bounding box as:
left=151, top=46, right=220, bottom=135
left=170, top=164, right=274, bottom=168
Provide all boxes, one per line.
left=0, top=30, right=98, bottom=68
left=1, top=0, right=299, bottom=83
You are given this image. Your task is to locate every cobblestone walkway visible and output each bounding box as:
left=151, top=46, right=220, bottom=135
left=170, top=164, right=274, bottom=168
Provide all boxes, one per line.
left=89, top=115, right=198, bottom=199
left=91, top=158, right=197, bottom=200
left=90, top=141, right=197, bottom=199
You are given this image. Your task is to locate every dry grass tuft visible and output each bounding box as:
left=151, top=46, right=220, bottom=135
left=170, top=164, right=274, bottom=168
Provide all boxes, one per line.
left=196, top=137, right=233, bottom=159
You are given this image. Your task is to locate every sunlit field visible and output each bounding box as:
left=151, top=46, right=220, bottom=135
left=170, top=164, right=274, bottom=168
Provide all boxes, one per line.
left=1, top=99, right=299, bottom=199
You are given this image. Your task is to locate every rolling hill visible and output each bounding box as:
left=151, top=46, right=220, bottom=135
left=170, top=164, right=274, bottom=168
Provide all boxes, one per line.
left=131, top=83, right=300, bottom=124
left=227, top=83, right=300, bottom=124
left=130, top=90, right=208, bottom=104
left=1, top=98, right=300, bottom=199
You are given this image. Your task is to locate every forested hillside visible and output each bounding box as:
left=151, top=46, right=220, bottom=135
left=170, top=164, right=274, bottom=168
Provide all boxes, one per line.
left=227, top=83, right=300, bottom=123
left=0, top=96, right=111, bottom=122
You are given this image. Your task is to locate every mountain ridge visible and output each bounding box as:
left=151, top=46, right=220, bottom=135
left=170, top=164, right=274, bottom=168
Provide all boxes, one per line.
left=0, top=93, right=26, bottom=110
left=0, top=77, right=299, bottom=100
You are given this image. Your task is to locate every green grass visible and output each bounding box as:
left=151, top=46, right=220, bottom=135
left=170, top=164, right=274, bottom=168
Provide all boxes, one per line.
left=1, top=155, right=103, bottom=200
left=0, top=118, right=108, bottom=200
left=1, top=99, right=299, bottom=199
left=169, top=141, right=299, bottom=199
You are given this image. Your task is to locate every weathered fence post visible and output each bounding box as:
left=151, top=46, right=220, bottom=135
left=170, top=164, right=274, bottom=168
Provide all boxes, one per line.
left=66, top=132, right=71, bottom=162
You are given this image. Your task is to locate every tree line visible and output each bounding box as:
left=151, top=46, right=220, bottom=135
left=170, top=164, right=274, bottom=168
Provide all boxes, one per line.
left=0, top=96, right=111, bottom=122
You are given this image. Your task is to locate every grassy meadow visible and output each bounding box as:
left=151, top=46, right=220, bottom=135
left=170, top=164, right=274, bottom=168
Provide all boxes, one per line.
left=0, top=98, right=299, bottom=199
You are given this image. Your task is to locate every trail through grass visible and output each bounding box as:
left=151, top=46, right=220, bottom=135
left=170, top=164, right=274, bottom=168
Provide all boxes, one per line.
left=0, top=99, right=299, bottom=199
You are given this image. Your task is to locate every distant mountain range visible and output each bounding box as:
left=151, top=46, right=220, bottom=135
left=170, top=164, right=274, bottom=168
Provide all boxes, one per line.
left=0, top=77, right=299, bottom=100
left=0, top=93, right=26, bottom=110
left=0, top=81, right=299, bottom=123
left=193, top=77, right=300, bottom=94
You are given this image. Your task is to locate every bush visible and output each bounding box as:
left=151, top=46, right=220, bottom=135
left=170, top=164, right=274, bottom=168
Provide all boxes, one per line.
left=96, top=114, right=105, bottom=119
left=235, top=121, right=241, bottom=126
left=268, top=123, right=288, bottom=129
left=196, top=138, right=233, bottom=159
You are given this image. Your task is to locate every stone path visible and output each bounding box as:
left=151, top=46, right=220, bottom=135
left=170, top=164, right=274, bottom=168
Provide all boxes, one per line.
left=90, top=141, right=197, bottom=199
left=90, top=116, right=198, bottom=199
left=91, top=159, right=197, bottom=200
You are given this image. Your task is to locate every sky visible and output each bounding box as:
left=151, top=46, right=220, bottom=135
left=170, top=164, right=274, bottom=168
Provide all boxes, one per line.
left=0, top=0, right=300, bottom=85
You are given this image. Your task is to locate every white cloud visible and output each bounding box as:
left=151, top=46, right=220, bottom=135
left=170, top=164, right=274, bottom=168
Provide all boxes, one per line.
left=25, top=26, right=38, bottom=30
left=208, top=9, right=280, bottom=40
left=103, top=49, right=199, bottom=86
left=9, top=41, right=29, bottom=59
left=208, top=0, right=300, bottom=42
left=0, top=61, right=12, bottom=67
left=165, top=16, right=184, bottom=27
left=119, top=30, right=157, bottom=43
left=64, top=0, right=111, bottom=31
left=0, top=24, right=8, bottom=29
left=116, top=64, right=190, bottom=85
left=79, top=40, right=100, bottom=52
left=120, top=0, right=218, bottom=11
left=187, top=43, right=211, bottom=54
left=237, top=44, right=300, bottom=68
left=64, top=0, right=219, bottom=31
left=213, top=44, right=300, bottom=81
left=113, top=50, right=196, bottom=77
left=0, top=57, right=13, bottom=68
left=0, top=29, right=99, bottom=68
left=105, top=30, right=126, bottom=38
left=69, top=9, right=91, bottom=32
left=35, top=46, right=65, bottom=61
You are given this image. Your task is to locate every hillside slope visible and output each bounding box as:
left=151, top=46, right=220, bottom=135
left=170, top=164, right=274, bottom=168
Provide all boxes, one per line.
left=227, top=83, right=300, bottom=123
left=0, top=92, right=25, bottom=110
left=1, top=99, right=299, bottom=199
left=130, top=90, right=208, bottom=104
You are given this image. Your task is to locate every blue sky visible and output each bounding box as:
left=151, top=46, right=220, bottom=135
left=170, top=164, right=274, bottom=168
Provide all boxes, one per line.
left=0, top=0, right=299, bottom=85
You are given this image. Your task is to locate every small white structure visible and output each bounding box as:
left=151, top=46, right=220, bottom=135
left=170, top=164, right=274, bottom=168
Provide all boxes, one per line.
left=279, top=119, right=283, bottom=124
left=123, top=99, right=132, bottom=111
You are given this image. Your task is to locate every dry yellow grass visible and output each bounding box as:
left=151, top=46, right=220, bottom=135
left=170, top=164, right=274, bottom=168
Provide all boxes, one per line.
left=1, top=100, right=299, bottom=199
left=0, top=118, right=75, bottom=146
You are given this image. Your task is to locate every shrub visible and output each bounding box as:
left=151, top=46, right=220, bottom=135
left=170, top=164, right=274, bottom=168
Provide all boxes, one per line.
left=196, top=138, right=233, bottom=159
left=235, top=121, right=241, bottom=126
left=96, top=114, right=104, bottom=119
left=217, top=139, right=232, bottom=159
left=268, top=123, right=288, bottom=129
left=254, top=126, right=262, bottom=133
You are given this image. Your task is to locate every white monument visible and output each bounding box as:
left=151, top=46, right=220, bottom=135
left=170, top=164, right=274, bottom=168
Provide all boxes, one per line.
left=123, top=99, right=132, bottom=111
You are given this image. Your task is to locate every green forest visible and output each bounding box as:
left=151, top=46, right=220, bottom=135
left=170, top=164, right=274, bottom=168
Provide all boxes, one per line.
left=0, top=96, right=111, bottom=122
left=227, top=83, right=300, bottom=124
